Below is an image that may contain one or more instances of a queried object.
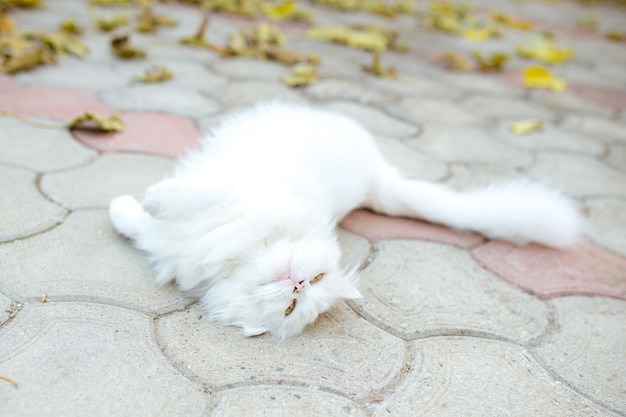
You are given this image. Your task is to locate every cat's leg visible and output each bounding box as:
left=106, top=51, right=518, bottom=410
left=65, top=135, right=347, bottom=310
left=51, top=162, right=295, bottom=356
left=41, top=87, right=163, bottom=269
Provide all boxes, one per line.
left=364, top=164, right=582, bottom=248
left=109, top=195, right=155, bottom=241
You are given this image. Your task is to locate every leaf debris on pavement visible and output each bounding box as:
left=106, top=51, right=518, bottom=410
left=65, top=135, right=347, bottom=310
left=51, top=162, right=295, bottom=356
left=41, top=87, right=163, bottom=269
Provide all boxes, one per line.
left=510, top=120, right=545, bottom=135
left=362, top=50, right=396, bottom=78
left=67, top=111, right=124, bottom=132
left=281, top=61, right=319, bottom=87
left=522, top=65, right=566, bottom=92
left=110, top=33, right=146, bottom=59
left=133, top=64, right=172, bottom=82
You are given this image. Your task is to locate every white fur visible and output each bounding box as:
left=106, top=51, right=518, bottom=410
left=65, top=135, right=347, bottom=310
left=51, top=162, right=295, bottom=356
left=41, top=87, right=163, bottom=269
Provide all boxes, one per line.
left=109, top=102, right=582, bottom=338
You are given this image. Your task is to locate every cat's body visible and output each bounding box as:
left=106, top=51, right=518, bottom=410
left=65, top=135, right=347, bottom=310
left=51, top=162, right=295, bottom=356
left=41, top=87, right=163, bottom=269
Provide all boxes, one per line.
left=109, top=102, right=582, bottom=338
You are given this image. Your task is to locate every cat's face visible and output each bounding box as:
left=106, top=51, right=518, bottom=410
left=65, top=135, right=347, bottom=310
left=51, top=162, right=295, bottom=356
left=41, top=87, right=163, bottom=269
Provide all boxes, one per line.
left=201, top=235, right=361, bottom=338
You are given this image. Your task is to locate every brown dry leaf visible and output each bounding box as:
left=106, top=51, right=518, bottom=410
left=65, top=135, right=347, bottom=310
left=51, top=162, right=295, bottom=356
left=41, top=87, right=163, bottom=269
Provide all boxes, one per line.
left=516, top=34, right=574, bottom=65
left=110, top=34, right=146, bottom=59
left=422, top=2, right=473, bottom=34
left=202, top=0, right=258, bottom=17
left=59, top=18, right=84, bottom=35
left=24, top=30, right=89, bottom=58
left=362, top=51, right=396, bottom=78
left=90, top=10, right=129, bottom=32
left=67, top=111, right=124, bottom=132
left=136, top=0, right=177, bottom=33
left=307, top=25, right=388, bottom=52
left=133, top=65, right=172, bottom=82
left=313, top=0, right=415, bottom=17
left=281, top=62, right=319, bottom=87
left=88, top=0, right=132, bottom=5
left=606, top=31, right=626, bottom=42
left=471, top=51, right=508, bottom=72
left=0, top=41, right=56, bottom=73
left=490, top=11, right=534, bottom=31
left=0, top=375, right=18, bottom=388
left=4, top=0, right=43, bottom=7
left=433, top=51, right=472, bottom=72
left=179, top=15, right=210, bottom=47
left=41, top=293, right=48, bottom=302
left=0, top=12, right=16, bottom=34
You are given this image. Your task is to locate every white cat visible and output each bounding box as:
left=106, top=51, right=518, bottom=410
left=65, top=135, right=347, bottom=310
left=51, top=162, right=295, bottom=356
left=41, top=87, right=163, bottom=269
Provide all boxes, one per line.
left=109, top=102, right=582, bottom=338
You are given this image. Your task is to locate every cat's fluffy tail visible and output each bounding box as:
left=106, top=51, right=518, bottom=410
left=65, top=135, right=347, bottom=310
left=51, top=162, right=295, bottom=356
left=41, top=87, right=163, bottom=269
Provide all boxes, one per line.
left=366, top=169, right=582, bottom=248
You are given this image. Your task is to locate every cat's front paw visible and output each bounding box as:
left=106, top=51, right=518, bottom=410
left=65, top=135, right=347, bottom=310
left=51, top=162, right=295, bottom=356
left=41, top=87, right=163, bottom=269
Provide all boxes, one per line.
left=109, top=195, right=145, bottom=239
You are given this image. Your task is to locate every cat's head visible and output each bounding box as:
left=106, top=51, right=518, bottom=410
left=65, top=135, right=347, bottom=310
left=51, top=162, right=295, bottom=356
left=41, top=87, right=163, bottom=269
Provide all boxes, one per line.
left=200, top=231, right=361, bottom=339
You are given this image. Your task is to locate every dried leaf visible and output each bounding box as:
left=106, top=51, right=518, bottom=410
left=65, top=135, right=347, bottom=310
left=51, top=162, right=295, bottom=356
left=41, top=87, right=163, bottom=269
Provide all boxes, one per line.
left=90, top=10, right=129, bottom=32
left=0, top=12, right=16, bottom=34
left=517, top=35, right=574, bottom=65
left=362, top=51, right=396, bottom=78
left=41, top=293, right=48, bottom=302
left=0, top=44, right=56, bottom=73
left=179, top=15, right=210, bottom=47
left=522, top=65, right=566, bottom=92
left=471, top=51, right=508, bottom=72
left=110, top=34, right=146, bottom=59
left=261, top=0, right=295, bottom=20
left=133, top=65, right=172, bottom=82
left=307, top=25, right=388, bottom=52
left=4, top=0, right=43, bottom=7
left=136, top=0, right=177, bottom=33
left=88, top=0, right=132, bottom=5
left=67, top=111, right=123, bottom=132
left=510, top=120, right=545, bottom=135
left=0, top=375, right=18, bottom=388
left=59, top=18, right=84, bottom=35
left=202, top=0, right=258, bottom=17
left=281, top=62, right=318, bottom=87
left=24, top=30, right=89, bottom=58
left=433, top=52, right=472, bottom=72
left=605, top=31, right=626, bottom=42
left=490, top=11, right=533, bottom=30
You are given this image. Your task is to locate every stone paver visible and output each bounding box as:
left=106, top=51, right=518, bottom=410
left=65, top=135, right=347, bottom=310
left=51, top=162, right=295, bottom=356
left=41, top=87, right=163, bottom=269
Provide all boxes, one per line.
left=41, top=153, right=173, bottom=210
left=156, top=303, right=405, bottom=397
left=73, top=111, right=202, bottom=157
left=1, top=0, right=625, bottom=415
left=0, top=165, right=67, bottom=242
left=533, top=297, right=626, bottom=414
left=0, top=303, right=210, bottom=417
left=351, top=241, right=550, bottom=341
left=0, top=211, right=189, bottom=314
left=471, top=240, right=626, bottom=300
left=371, top=337, right=618, bottom=417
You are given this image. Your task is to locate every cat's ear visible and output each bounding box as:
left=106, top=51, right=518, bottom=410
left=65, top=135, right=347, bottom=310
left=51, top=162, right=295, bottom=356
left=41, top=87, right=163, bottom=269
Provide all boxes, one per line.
left=242, top=325, right=268, bottom=337
left=335, top=276, right=362, bottom=300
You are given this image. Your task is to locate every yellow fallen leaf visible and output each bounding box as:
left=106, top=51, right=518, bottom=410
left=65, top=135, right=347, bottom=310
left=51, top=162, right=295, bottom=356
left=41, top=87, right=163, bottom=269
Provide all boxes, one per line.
left=471, top=51, right=508, bottom=72
left=434, top=52, right=471, bottom=71
left=307, top=25, right=388, bottom=52
left=24, top=30, right=89, bottom=58
left=5, top=0, right=43, bottom=7
left=490, top=11, right=533, bottom=30
left=0, top=13, right=16, bottom=34
left=362, top=51, right=396, bottom=78
left=90, top=12, right=129, bottom=32
left=180, top=16, right=210, bottom=47
left=510, top=120, right=545, bottom=135
left=136, top=0, right=177, bottom=33
left=88, top=0, right=132, bottom=5
left=463, top=27, right=491, bottom=42
left=0, top=45, right=55, bottom=73
left=517, top=35, right=574, bottom=65
left=110, top=34, right=146, bottom=59
left=202, top=0, right=257, bottom=17
left=522, top=66, right=566, bottom=92
left=59, top=18, right=84, bottom=35
left=133, top=65, right=172, bottom=82
left=281, top=62, right=319, bottom=87
left=67, top=111, right=124, bottom=132
left=261, top=0, right=295, bottom=20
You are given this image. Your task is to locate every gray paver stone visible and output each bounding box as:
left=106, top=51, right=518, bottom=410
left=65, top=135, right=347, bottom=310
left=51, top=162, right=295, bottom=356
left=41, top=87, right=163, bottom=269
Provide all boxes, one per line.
left=350, top=241, right=549, bottom=341
left=40, top=153, right=173, bottom=210
left=206, top=80, right=306, bottom=109
left=585, top=198, right=626, bottom=257
left=323, top=101, right=418, bottom=138
left=462, top=95, right=556, bottom=120
left=0, top=165, right=67, bottom=242
left=408, top=124, right=533, bottom=167
left=15, top=59, right=127, bottom=90
left=528, top=153, right=626, bottom=198
left=210, top=58, right=291, bottom=81
left=0, top=117, right=97, bottom=172
left=101, top=85, right=221, bottom=117
left=156, top=303, right=405, bottom=397
left=388, top=97, right=479, bottom=124
left=337, top=229, right=371, bottom=272
left=445, top=163, right=527, bottom=189
left=494, top=122, right=606, bottom=156
left=605, top=143, right=626, bottom=174
left=533, top=297, right=626, bottom=413
left=0, top=293, right=12, bottom=325
left=0, top=303, right=211, bottom=417
left=0, top=210, right=189, bottom=313
left=213, top=386, right=366, bottom=417
left=370, top=337, right=618, bottom=417
left=375, top=136, right=448, bottom=181
left=563, top=115, right=626, bottom=145
left=303, top=79, right=392, bottom=105
left=113, top=60, right=227, bottom=91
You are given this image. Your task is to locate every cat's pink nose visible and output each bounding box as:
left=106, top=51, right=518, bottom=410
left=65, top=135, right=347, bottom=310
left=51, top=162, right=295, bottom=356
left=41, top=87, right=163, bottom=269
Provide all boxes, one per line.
left=290, top=278, right=305, bottom=293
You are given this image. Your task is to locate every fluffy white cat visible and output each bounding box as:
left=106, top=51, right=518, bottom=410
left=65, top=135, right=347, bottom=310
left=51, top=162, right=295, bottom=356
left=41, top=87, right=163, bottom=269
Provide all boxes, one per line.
left=109, top=102, right=582, bottom=338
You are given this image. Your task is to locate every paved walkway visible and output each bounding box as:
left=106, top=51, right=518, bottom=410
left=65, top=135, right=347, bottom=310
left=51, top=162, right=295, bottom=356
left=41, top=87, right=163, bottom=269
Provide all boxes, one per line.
left=1, top=0, right=625, bottom=416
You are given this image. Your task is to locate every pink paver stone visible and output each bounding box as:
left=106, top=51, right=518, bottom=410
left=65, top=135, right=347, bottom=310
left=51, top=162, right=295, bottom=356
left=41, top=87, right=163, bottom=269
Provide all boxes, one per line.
left=569, top=84, right=626, bottom=110
left=0, top=74, right=19, bottom=91
left=73, top=111, right=203, bottom=158
left=471, top=239, right=626, bottom=300
left=340, top=209, right=485, bottom=248
left=0, top=84, right=111, bottom=120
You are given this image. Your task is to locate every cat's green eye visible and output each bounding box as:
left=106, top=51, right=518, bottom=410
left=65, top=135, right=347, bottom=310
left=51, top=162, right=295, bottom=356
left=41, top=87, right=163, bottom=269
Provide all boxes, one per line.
left=284, top=299, right=297, bottom=316
left=310, top=273, right=324, bottom=284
